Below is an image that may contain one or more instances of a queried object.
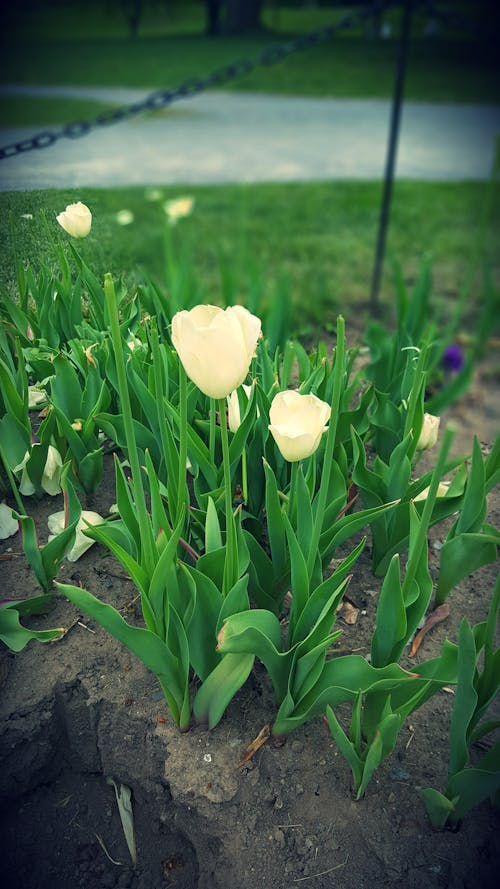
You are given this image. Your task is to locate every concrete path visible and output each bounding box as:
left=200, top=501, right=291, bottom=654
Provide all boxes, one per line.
left=1, top=85, right=499, bottom=190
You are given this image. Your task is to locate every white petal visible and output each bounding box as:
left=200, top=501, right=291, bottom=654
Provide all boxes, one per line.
left=28, top=386, right=47, bottom=408
left=0, top=503, right=19, bottom=540
left=66, top=511, right=103, bottom=561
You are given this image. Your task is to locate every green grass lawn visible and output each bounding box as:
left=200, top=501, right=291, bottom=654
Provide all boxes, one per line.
left=1, top=6, right=498, bottom=336
left=2, top=180, right=498, bottom=334
left=0, top=97, right=119, bottom=128
left=2, top=3, right=498, bottom=103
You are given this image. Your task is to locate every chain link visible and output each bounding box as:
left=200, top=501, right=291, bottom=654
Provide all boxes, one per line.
left=0, top=0, right=430, bottom=162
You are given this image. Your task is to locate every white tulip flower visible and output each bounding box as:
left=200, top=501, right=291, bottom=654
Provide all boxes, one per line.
left=171, top=304, right=261, bottom=399
left=269, top=390, right=331, bottom=462
left=47, top=510, right=104, bottom=561
left=56, top=201, right=92, bottom=238
left=116, top=209, right=134, bottom=226
left=164, top=196, right=194, bottom=225
left=417, top=413, right=440, bottom=450
left=144, top=187, right=163, bottom=202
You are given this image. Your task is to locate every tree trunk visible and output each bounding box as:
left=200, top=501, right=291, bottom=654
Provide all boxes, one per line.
left=205, top=0, right=222, bottom=36
left=223, top=0, right=263, bottom=35
left=122, top=0, right=143, bottom=39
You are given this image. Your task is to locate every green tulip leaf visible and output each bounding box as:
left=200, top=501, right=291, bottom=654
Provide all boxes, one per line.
left=192, top=652, right=255, bottom=729
left=205, top=496, right=222, bottom=553
left=56, top=582, right=186, bottom=724
left=436, top=529, right=500, bottom=606
left=420, top=788, right=457, bottom=828
left=263, top=459, right=287, bottom=582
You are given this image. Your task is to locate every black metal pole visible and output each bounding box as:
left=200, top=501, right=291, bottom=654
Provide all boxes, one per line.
left=370, top=0, right=413, bottom=315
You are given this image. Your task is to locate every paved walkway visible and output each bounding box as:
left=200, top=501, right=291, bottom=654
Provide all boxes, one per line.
left=1, top=85, right=499, bottom=190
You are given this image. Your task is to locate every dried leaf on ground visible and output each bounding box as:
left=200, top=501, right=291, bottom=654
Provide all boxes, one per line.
left=337, top=600, right=360, bottom=625
left=409, top=603, right=450, bottom=657
left=238, top=724, right=270, bottom=767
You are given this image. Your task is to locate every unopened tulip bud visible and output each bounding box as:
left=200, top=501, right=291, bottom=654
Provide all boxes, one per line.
left=227, top=384, right=254, bottom=433
left=417, top=413, right=440, bottom=450
left=414, top=481, right=450, bottom=502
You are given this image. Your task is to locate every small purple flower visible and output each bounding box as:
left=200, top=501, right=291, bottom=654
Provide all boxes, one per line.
left=442, top=344, right=463, bottom=372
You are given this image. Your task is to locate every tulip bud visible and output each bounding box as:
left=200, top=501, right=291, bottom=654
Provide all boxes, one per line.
left=269, top=390, right=331, bottom=462
left=171, top=304, right=261, bottom=400
left=227, top=384, right=253, bottom=433
left=414, top=481, right=450, bottom=502
left=56, top=201, right=92, bottom=238
left=417, top=413, right=440, bottom=450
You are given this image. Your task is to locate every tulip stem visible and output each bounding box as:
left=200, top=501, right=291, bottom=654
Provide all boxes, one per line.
left=288, top=461, right=299, bottom=521
left=218, top=397, right=237, bottom=596
left=0, top=439, right=25, bottom=515
left=177, top=364, right=188, bottom=527
left=403, top=424, right=455, bottom=599
left=307, top=316, right=345, bottom=578
left=209, top=401, right=217, bottom=464
left=241, top=449, right=248, bottom=505
left=164, top=224, right=179, bottom=314
left=104, top=274, right=155, bottom=576
left=151, top=319, right=178, bottom=526
left=8, top=211, right=27, bottom=307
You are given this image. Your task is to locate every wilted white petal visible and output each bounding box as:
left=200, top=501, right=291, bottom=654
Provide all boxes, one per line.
left=48, top=510, right=104, bottom=561
left=47, top=511, right=64, bottom=536
left=28, top=386, right=47, bottom=409
left=14, top=451, right=35, bottom=495
left=42, top=446, right=63, bottom=495
left=0, top=503, right=18, bottom=540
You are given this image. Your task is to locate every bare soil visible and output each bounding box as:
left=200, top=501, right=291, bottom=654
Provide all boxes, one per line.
left=1, top=356, right=499, bottom=889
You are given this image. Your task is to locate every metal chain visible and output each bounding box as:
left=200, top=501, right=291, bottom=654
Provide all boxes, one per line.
left=0, top=0, right=405, bottom=162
